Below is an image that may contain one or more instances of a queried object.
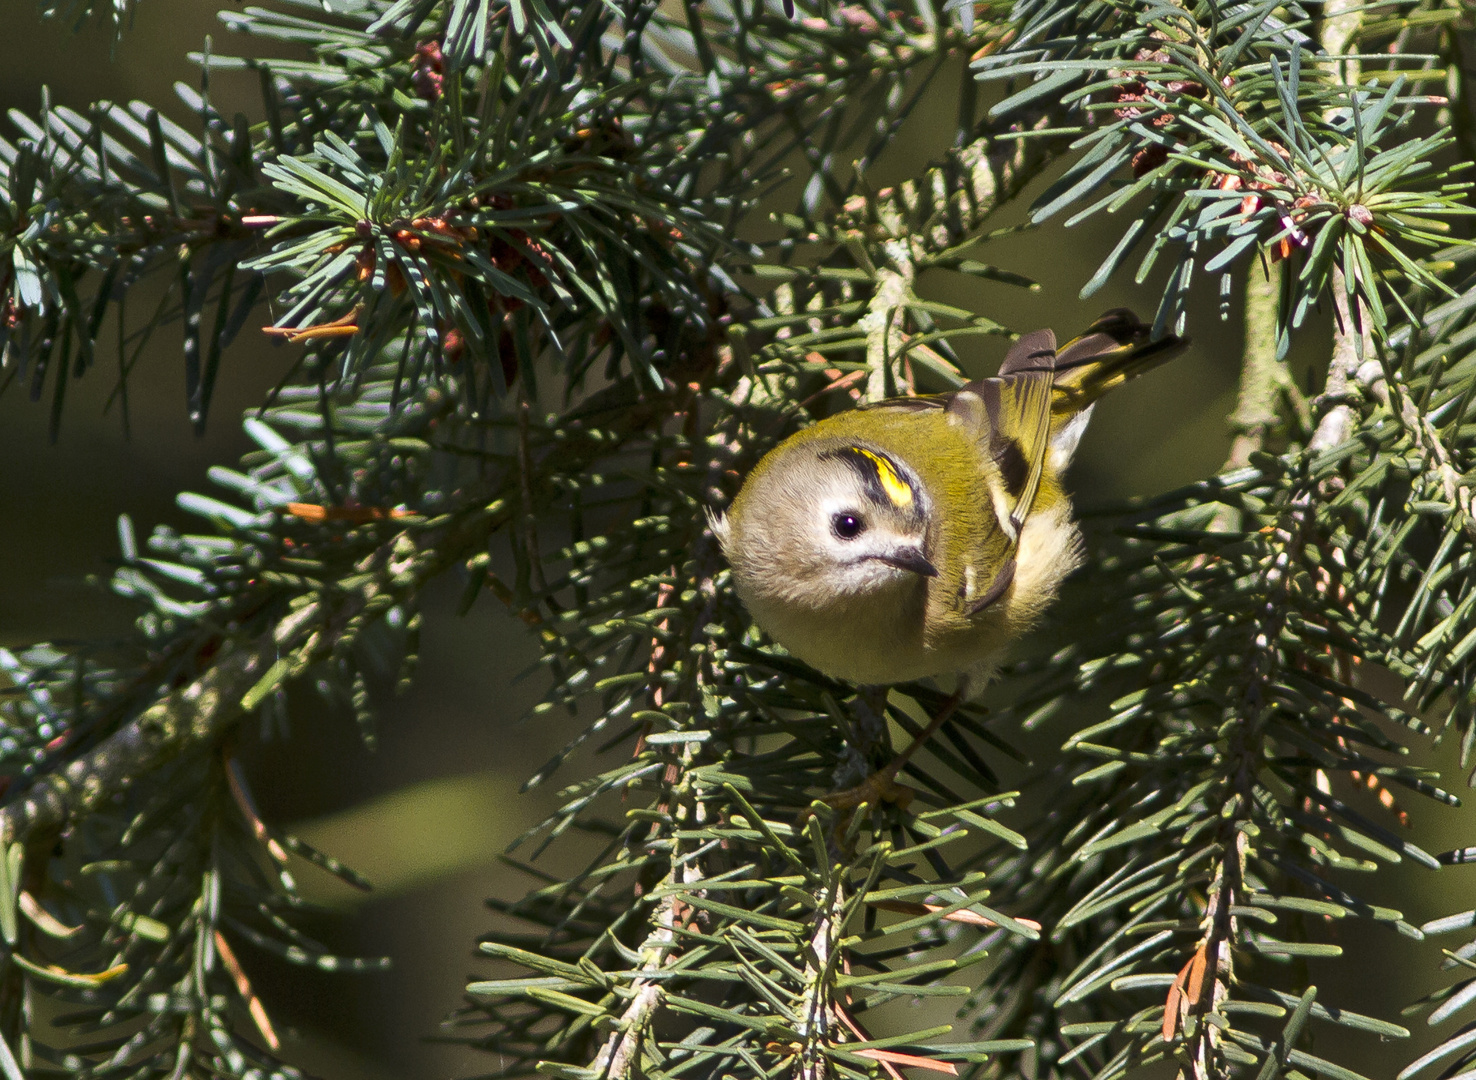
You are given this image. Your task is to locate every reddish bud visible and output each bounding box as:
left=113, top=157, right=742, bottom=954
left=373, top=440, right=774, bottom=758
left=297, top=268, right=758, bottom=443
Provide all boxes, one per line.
left=837, top=5, right=880, bottom=32
left=412, top=40, right=445, bottom=101
left=443, top=328, right=465, bottom=363
left=1131, top=143, right=1168, bottom=177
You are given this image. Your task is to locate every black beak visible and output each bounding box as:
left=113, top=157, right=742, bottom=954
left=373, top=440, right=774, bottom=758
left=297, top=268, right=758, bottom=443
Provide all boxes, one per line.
left=876, top=546, right=938, bottom=578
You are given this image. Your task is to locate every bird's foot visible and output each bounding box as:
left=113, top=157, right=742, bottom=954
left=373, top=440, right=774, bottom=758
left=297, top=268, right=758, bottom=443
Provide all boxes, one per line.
left=821, top=771, right=916, bottom=815
left=816, top=684, right=966, bottom=831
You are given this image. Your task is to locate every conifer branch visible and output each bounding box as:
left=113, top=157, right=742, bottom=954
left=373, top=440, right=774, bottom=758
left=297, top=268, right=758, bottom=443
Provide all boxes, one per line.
left=1309, top=272, right=1376, bottom=453
left=1225, top=259, right=1288, bottom=474
left=0, top=636, right=273, bottom=846
left=7, top=1, right=1476, bottom=1077
left=1, top=486, right=519, bottom=846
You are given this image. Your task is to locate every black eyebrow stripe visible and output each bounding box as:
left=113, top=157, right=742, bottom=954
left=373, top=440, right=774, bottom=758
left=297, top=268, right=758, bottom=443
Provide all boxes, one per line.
left=818, top=446, right=891, bottom=507
left=818, top=445, right=922, bottom=515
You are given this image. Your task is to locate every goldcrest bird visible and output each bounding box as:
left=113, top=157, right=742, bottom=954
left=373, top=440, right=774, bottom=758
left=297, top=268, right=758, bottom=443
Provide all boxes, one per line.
left=712, top=309, right=1187, bottom=691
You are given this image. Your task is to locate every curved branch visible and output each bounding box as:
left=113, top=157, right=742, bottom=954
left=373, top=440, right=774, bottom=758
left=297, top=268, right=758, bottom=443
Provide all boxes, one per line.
left=0, top=638, right=274, bottom=845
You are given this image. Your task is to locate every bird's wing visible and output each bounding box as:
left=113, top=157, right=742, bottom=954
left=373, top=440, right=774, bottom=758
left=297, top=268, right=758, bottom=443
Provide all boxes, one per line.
left=851, top=314, right=1183, bottom=617
left=853, top=329, right=1057, bottom=417
left=984, top=371, right=1054, bottom=545
left=987, top=330, right=1058, bottom=543
left=1049, top=308, right=1187, bottom=412
left=941, top=369, right=1055, bottom=616
left=998, top=329, right=1057, bottom=376
left=933, top=334, right=1057, bottom=615
left=938, top=328, right=1057, bottom=548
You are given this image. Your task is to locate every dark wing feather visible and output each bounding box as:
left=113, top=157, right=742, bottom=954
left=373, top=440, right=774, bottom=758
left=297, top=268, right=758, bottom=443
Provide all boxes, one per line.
left=968, top=557, right=1016, bottom=615
left=980, top=370, right=1054, bottom=542
left=998, top=329, right=1057, bottom=375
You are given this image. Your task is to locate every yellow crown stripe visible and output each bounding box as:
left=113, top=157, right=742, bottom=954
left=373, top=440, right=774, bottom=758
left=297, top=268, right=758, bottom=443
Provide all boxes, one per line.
left=851, top=447, right=913, bottom=508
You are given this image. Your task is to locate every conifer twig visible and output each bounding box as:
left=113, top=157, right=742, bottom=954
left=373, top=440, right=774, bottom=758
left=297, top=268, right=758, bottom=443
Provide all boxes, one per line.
left=1223, top=258, right=1286, bottom=473
left=0, top=637, right=278, bottom=846
left=1213, top=259, right=1287, bottom=534
left=1308, top=0, right=1367, bottom=456
left=1308, top=272, right=1375, bottom=454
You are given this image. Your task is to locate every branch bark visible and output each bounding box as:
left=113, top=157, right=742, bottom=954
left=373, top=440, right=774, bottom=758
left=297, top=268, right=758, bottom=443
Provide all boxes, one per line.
left=0, top=639, right=275, bottom=846
left=1307, top=0, right=1369, bottom=456
left=1224, top=258, right=1286, bottom=473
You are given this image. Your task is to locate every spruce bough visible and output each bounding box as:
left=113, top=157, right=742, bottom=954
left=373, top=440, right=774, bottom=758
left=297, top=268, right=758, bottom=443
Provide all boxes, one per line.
left=3, top=0, right=1476, bottom=1077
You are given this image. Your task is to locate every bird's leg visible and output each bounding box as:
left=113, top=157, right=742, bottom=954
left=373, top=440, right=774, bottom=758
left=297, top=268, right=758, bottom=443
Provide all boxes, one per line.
left=825, top=683, right=966, bottom=814
left=809, top=686, right=890, bottom=847
left=831, top=684, right=890, bottom=789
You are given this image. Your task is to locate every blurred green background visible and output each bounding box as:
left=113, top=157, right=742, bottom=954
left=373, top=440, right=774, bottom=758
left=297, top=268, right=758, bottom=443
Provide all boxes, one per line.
left=1, top=5, right=1472, bottom=1077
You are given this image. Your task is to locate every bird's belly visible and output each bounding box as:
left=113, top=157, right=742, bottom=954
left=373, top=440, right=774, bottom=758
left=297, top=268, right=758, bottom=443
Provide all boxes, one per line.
left=744, top=585, right=936, bottom=685
left=746, top=588, right=1005, bottom=686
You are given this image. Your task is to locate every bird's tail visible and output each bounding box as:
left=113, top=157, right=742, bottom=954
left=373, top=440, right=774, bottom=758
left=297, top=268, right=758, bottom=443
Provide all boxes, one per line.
left=1049, top=309, right=1188, bottom=413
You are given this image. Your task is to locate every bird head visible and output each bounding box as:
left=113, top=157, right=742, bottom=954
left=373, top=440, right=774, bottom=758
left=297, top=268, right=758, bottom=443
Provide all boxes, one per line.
left=713, top=441, right=935, bottom=611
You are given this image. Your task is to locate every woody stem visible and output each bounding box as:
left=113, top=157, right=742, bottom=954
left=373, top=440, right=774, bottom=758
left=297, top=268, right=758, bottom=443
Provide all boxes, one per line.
left=1224, top=258, right=1285, bottom=474
left=878, top=689, right=964, bottom=783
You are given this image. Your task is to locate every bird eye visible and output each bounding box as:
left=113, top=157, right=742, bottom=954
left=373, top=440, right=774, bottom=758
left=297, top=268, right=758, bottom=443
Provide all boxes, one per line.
left=832, top=513, right=865, bottom=540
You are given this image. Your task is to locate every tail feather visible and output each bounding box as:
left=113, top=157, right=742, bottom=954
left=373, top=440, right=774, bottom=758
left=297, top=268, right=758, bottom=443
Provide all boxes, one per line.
left=1049, top=309, right=1188, bottom=411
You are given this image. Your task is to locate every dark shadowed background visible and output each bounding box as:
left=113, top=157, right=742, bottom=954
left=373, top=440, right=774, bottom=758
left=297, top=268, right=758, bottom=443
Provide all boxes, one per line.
left=1, top=6, right=1469, bottom=1077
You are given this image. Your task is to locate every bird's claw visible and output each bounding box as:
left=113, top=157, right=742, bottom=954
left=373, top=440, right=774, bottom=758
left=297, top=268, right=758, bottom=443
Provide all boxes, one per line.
left=821, top=771, right=915, bottom=814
